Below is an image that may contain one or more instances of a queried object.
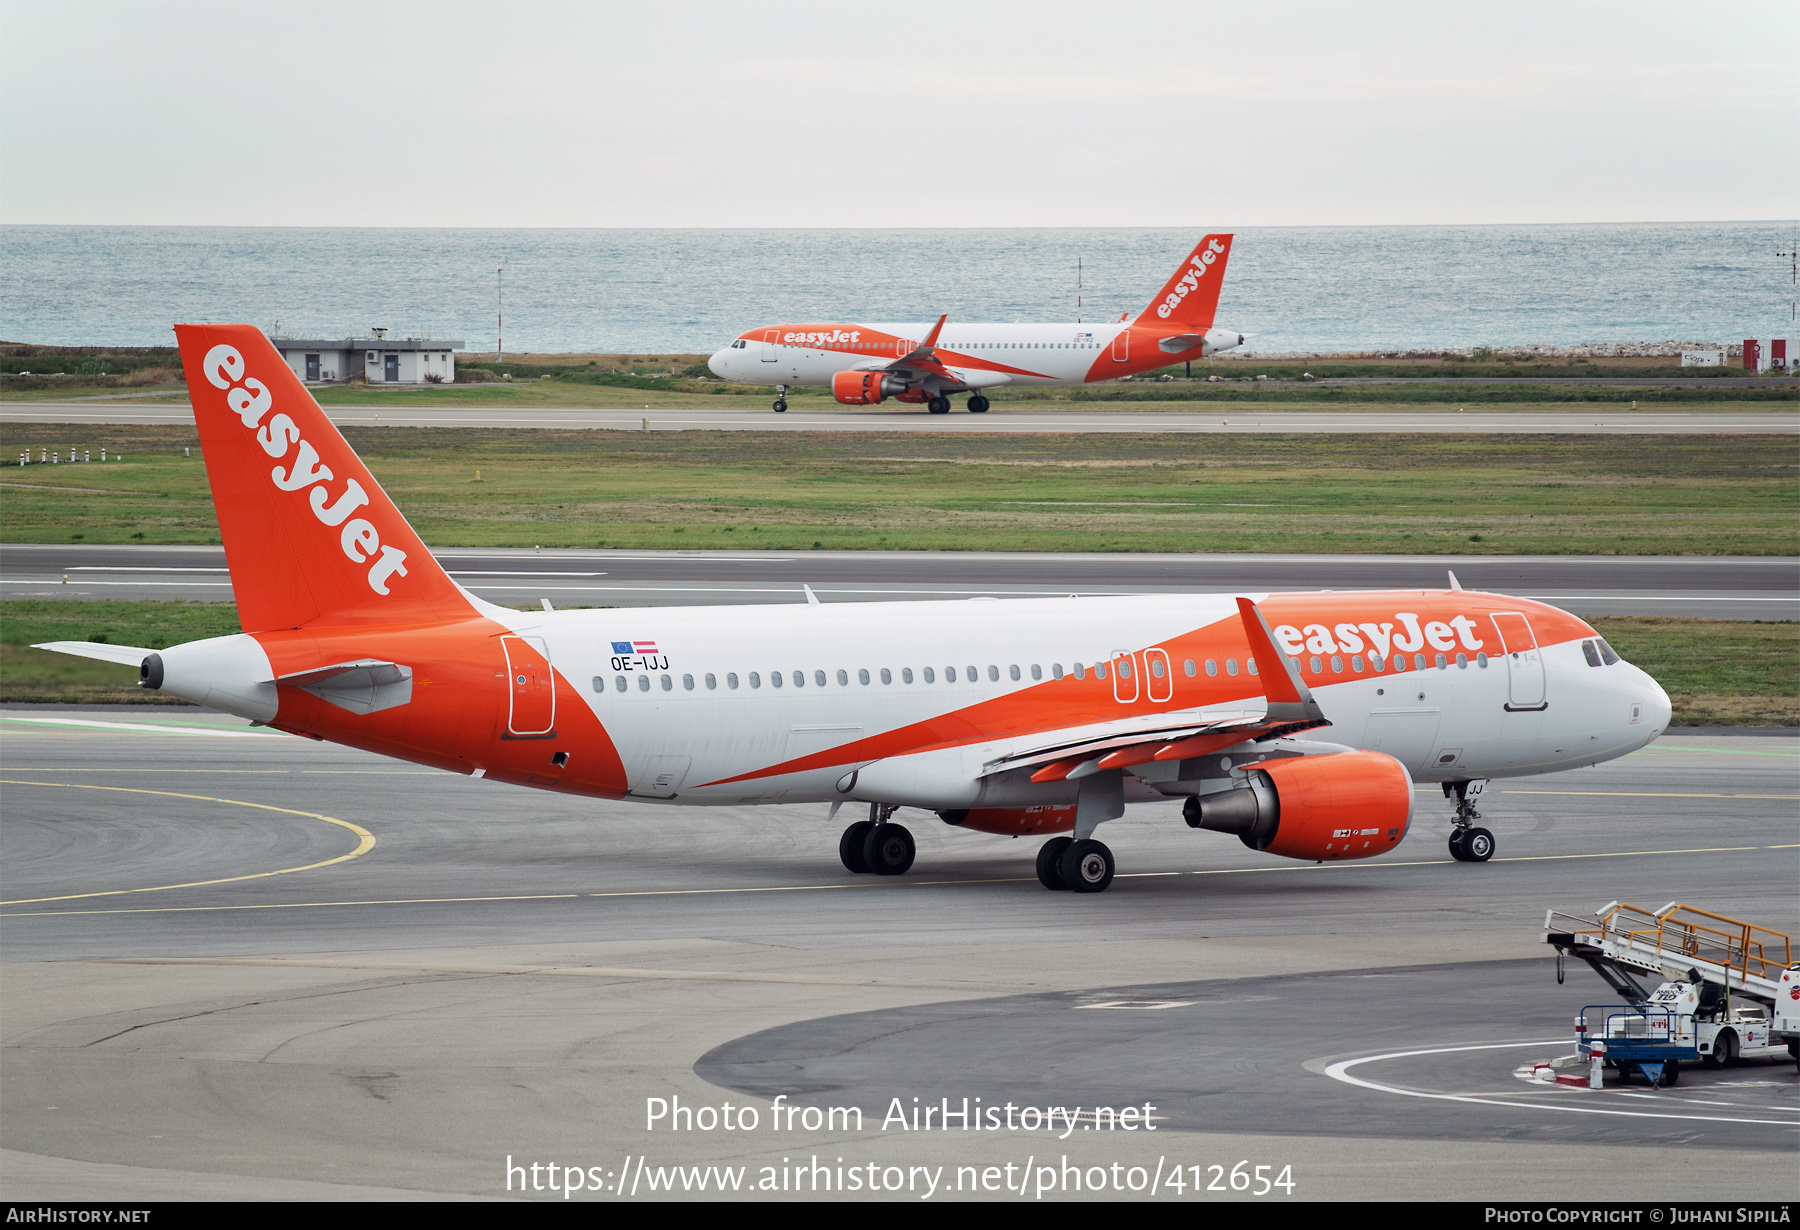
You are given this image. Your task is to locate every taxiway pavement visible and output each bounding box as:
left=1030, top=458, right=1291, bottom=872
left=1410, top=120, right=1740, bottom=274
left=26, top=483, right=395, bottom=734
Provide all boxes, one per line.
left=5, top=544, right=1794, bottom=620
left=5, top=400, right=1797, bottom=434
left=1, top=710, right=1794, bottom=1200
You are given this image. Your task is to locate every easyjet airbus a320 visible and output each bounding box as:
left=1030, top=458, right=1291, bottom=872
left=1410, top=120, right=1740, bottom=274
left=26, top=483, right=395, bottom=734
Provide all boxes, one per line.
left=39, top=325, right=1670, bottom=892
left=708, top=234, right=1250, bottom=413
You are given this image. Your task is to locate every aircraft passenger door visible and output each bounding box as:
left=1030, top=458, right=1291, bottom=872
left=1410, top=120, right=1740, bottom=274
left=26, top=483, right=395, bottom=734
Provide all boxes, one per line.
left=501, top=635, right=557, bottom=736
left=1112, top=329, right=1130, bottom=362
left=761, top=330, right=780, bottom=361
left=1490, top=612, right=1547, bottom=710
left=1144, top=648, right=1172, bottom=702
left=1110, top=650, right=1140, bottom=703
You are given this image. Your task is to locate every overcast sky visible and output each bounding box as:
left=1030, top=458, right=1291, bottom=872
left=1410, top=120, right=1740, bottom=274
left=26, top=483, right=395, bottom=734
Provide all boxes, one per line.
left=2, top=0, right=1793, bottom=228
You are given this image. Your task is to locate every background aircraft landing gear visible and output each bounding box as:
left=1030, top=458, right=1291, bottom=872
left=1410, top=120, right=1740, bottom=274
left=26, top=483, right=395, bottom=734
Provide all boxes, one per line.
left=773, top=384, right=788, bottom=413
left=967, top=395, right=990, bottom=413
left=1445, top=780, right=1494, bottom=862
left=839, top=820, right=874, bottom=873
left=1036, top=836, right=1073, bottom=890
left=927, top=396, right=951, bottom=414
left=863, top=820, right=915, bottom=875
left=1060, top=839, right=1115, bottom=893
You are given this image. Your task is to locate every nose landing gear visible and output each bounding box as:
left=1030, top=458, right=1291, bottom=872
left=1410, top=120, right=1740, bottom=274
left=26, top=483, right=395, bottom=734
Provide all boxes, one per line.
left=1444, top=779, right=1494, bottom=862
left=773, top=384, right=788, bottom=413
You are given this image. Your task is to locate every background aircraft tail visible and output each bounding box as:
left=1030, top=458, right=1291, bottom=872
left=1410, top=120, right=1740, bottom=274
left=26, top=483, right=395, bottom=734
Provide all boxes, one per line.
left=1135, top=233, right=1233, bottom=330
left=173, top=324, right=473, bottom=634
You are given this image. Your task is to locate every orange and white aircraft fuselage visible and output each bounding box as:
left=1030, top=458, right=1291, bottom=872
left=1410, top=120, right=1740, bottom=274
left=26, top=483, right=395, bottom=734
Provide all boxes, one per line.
left=37, top=323, right=1672, bottom=892
left=708, top=235, right=1249, bottom=413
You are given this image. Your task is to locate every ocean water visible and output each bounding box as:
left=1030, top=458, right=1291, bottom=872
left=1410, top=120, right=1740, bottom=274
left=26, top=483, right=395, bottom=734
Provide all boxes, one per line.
left=0, top=222, right=1788, bottom=355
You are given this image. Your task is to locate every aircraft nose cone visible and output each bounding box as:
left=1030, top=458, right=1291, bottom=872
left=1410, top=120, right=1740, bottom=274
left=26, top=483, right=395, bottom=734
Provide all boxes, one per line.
left=1644, top=675, right=1673, bottom=734
left=708, top=350, right=729, bottom=378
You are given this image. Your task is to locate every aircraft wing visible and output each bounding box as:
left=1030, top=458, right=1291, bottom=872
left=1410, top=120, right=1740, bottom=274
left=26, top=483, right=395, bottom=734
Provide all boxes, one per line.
left=973, top=598, right=1330, bottom=781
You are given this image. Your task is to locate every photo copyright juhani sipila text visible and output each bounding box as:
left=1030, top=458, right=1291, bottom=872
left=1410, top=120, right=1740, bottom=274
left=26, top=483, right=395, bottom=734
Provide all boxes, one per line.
left=502, top=1094, right=1297, bottom=1199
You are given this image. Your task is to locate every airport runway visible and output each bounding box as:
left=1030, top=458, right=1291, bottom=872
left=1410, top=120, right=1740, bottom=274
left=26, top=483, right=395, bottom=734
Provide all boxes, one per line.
left=1, top=710, right=1794, bottom=1199
left=6, top=543, right=1794, bottom=620
left=5, top=399, right=1797, bottom=434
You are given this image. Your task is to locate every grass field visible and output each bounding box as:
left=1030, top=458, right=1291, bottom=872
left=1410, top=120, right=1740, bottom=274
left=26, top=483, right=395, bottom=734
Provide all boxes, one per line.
left=1, top=424, right=1794, bottom=557
left=2, top=601, right=1789, bottom=724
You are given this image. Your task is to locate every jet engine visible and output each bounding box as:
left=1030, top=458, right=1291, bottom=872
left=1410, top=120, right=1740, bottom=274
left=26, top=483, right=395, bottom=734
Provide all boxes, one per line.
left=832, top=370, right=906, bottom=405
left=1182, top=750, right=1412, bottom=861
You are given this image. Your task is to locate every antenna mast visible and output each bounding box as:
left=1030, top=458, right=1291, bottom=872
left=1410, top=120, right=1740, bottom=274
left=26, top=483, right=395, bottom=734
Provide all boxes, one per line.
left=497, top=266, right=505, bottom=364
left=1779, top=227, right=1797, bottom=324
left=1077, top=257, right=1082, bottom=324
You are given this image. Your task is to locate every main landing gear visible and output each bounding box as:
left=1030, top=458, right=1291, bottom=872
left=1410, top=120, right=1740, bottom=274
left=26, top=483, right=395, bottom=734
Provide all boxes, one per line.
left=967, top=395, right=990, bottom=413
left=1445, top=779, right=1494, bottom=863
left=773, top=384, right=788, bottom=413
left=1035, top=836, right=1116, bottom=893
left=839, top=804, right=915, bottom=876
left=927, top=396, right=951, bottom=414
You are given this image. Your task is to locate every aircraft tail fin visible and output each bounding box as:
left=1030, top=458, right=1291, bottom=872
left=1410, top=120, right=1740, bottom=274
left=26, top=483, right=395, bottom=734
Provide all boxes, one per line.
left=1135, top=233, right=1233, bottom=330
left=172, top=324, right=475, bottom=634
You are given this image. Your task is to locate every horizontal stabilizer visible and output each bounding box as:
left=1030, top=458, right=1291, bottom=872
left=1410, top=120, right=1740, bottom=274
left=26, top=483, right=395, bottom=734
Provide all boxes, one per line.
left=32, top=640, right=158, bottom=667
left=275, top=658, right=413, bottom=715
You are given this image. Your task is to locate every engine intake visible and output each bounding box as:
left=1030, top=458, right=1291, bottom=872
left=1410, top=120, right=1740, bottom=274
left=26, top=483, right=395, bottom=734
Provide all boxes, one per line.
left=832, top=370, right=905, bottom=405
left=1183, top=750, right=1412, bottom=861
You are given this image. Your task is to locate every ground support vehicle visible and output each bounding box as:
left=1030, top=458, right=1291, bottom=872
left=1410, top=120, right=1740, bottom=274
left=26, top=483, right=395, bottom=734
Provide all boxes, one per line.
left=1775, top=966, right=1800, bottom=1072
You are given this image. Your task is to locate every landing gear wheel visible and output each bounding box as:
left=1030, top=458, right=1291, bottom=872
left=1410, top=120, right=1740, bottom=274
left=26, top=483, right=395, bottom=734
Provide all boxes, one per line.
left=927, top=396, right=951, bottom=414
left=839, top=820, right=874, bottom=873
left=1447, top=829, right=1470, bottom=861
left=1463, top=827, right=1495, bottom=862
left=1060, top=839, right=1115, bottom=893
left=772, top=399, right=787, bottom=413
left=1036, top=837, right=1074, bottom=890
left=968, top=395, right=990, bottom=413
left=862, top=822, right=915, bottom=876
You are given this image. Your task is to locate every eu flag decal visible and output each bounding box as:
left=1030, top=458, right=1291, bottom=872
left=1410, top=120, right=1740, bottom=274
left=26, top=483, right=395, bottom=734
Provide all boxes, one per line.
left=611, top=641, right=633, bottom=654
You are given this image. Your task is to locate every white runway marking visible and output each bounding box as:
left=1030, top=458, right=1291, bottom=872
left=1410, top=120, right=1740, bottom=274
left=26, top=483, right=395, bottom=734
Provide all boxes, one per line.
left=1, top=716, right=274, bottom=738
left=1322, top=1041, right=1799, bottom=1126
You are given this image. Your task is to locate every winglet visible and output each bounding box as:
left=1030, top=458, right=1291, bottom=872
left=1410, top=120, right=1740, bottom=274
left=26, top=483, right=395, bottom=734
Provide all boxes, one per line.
left=1447, top=570, right=1463, bottom=591
left=918, top=314, right=948, bottom=354
left=1235, top=598, right=1325, bottom=725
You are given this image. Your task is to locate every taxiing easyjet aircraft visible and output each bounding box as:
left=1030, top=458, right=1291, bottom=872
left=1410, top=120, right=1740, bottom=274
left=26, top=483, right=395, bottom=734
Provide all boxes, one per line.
left=38, top=325, right=1671, bottom=893
left=707, top=234, right=1250, bottom=413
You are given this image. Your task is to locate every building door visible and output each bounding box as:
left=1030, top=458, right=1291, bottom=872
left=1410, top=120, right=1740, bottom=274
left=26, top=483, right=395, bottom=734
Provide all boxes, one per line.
left=761, top=330, right=780, bottom=362
left=384, top=353, right=400, bottom=382
left=501, top=635, right=556, bottom=736
left=305, top=354, right=320, bottom=381
left=1112, top=329, right=1130, bottom=362
left=1490, top=612, right=1547, bottom=710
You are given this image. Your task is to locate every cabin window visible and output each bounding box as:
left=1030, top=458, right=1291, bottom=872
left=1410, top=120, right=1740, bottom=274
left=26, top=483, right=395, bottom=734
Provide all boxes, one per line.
left=1009, top=664, right=1021, bottom=681
left=614, top=675, right=627, bottom=692
left=1204, top=659, right=1217, bottom=676
left=1247, top=658, right=1258, bottom=675
left=1150, top=658, right=1165, bottom=678
left=902, top=667, right=914, bottom=683
left=1096, top=662, right=1108, bottom=680
left=794, top=671, right=806, bottom=687
left=1225, top=658, right=1239, bottom=676
left=1351, top=656, right=1363, bottom=673
left=945, top=666, right=958, bottom=682
left=1455, top=653, right=1467, bottom=668
left=1371, top=654, right=1385, bottom=671
left=659, top=674, right=672, bottom=691
left=858, top=668, right=870, bottom=685
left=771, top=670, right=783, bottom=688
left=592, top=676, right=604, bottom=693
left=881, top=668, right=893, bottom=684
left=1310, top=656, right=1323, bottom=675
left=1052, top=663, right=1064, bottom=679
left=1477, top=653, right=1488, bottom=668
left=1072, top=662, right=1085, bottom=679
left=1030, top=664, right=1042, bottom=680
left=836, top=669, right=848, bottom=686
left=638, top=675, right=651, bottom=692
left=989, top=665, right=1001, bottom=682
left=1435, top=653, right=1448, bottom=669
left=706, top=673, right=717, bottom=689
left=1418, top=654, right=1430, bottom=670
left=727, top=672, right=739, bottom=689
left=923, top=667, right=935, bottom=683
left=1184, top=659, right=1196, bottom=677
left=683, top=673, right=695, bottom=690
left=1331, top=656, right=1343, bottom=673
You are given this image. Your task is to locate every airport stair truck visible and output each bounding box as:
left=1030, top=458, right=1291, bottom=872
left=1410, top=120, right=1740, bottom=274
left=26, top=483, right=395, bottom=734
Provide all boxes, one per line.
left=1544, top=902, right=1794, bottom=1085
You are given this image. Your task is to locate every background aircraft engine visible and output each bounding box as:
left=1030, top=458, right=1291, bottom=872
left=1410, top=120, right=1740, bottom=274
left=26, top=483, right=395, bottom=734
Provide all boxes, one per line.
left=1183, top=750, right=1412, bottom=861
left=832, top=370, right=905, bottom=405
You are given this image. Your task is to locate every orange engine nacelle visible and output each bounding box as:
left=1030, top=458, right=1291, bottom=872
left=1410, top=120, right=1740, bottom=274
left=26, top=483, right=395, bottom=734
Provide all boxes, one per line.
left=833, top=370, right=903, bottom=405
left=939, top=804, right=1077, bottom=837
left=1183, top=750, right=1412, bottom=861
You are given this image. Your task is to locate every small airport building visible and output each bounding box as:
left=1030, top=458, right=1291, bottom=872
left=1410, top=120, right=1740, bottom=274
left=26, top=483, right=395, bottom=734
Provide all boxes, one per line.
left=271, top=332, right=464, bottom=384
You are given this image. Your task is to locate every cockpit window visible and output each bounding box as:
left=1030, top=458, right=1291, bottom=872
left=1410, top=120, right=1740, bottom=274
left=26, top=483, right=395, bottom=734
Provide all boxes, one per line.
left=1597, top=639, right=1621, bottom=665
left=1581, top=639, right=1603, bottom=667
